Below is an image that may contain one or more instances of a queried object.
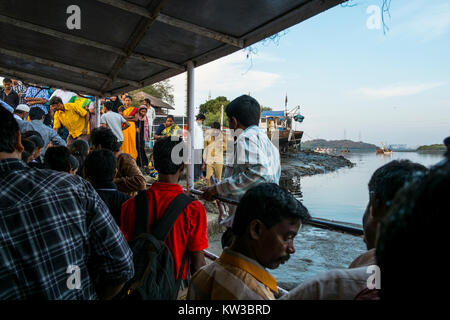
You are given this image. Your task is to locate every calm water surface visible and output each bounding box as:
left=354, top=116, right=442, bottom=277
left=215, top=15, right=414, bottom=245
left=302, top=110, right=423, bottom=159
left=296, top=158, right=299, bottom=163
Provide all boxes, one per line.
left=294, top=151, right=445, bottom=225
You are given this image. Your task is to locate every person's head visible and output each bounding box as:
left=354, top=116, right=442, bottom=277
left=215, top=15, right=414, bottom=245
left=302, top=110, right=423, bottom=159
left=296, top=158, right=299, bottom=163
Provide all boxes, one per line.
left=231, top=183, right=311, bottom=269
left=362, top=160, right=428, bottom=250
left=84, top=149, right=117, bottom=185
left=69, top=139, right=89, bottom=160
left=22, top=131, right=44, bottom=160
left=29, top=107, right=45, bottom=121
left=21, top=138, right=36, bottom=163
left=153, top=136, right=185, bottom=180
left=0, top=106, right=23, bottom=159
left=444, top=136, right=450, bottom=160
left=138, top=106, right=148, bottom=117
left=144, top=98, right=151, bottom=106
left=14, top=104, right=30, bottom=120
left=110, top=96, right=117, bottom=101
left=2, top=78, right=12, bottom=90
left=196, top=114, right=206, bottom=124
left=68, top=155, right=79, bottom=175
left=165, top=115, right=175, bottom=127
left=90, top=127, right=119, bottom=152
left=104, top=101, right=114, bottom=112
left=225, top=95, right=260, bottom=130
left=44, top=146, right=71, bottom=173
left=123, top=95, right=132, bottom=107
left=49, top=96, right=65, bottom=112
left=212, top=122, right=221, bottom=130
left=376, top=163, right=450, bottom=300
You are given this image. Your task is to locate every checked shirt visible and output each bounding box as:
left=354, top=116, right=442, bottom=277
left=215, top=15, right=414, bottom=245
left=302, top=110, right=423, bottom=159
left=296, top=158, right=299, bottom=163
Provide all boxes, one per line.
left=0, top=159, right=134, bottom=299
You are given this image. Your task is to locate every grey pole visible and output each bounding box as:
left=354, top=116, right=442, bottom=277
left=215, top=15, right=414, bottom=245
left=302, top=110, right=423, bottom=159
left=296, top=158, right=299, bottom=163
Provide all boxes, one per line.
left=96, top=96, right=101, bottom=128
left=187, top=61, right=195, bottom=191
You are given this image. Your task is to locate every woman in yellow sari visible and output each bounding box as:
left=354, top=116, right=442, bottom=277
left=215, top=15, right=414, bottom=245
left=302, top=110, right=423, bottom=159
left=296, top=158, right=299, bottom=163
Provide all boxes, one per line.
left=120, top=95, right=138, bottom=159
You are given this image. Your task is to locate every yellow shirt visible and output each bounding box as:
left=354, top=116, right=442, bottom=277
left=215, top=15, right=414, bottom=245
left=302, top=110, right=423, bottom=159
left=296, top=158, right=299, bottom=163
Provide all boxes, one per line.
left=187, top=249, right=278, bottom=300
left=53, top=102, right=89, bottom=139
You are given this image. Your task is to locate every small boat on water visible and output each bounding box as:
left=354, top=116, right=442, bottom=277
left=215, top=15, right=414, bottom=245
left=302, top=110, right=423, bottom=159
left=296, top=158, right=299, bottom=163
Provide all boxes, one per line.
left=376, top=145, right=393, bottom=155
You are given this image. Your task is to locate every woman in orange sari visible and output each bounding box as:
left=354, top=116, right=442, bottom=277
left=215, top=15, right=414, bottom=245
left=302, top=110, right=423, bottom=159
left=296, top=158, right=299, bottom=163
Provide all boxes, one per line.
left=119, top=95, right=138, bottom=159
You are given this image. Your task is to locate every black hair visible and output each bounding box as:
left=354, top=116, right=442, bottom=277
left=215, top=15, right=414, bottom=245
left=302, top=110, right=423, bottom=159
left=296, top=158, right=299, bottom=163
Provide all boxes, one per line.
left=90, top=127, right=119, bottom=152
left=21, top=138, right=36, bottom=162
left=444, top=136, right=450, bottom=159
left=29, top=107, right=45, bottom=121
left=3, top=78, right=12, bottom=84
left=368, top=160, right=428, bottom=206
left=22, top=131, right=44, bottom=149
left=196, top=114, right=206, bottom=121
left=69, top=139, right=89, bottom=177
left=84, top=149, right=117, bottom=184
left=44, top=146, right=71, bottom=172
left=0, top=106, right=19, bottom=153
left=376, top=163, right=450, bottom=300
left=124, top=95, right=132, bottom=101
left=153, top=136, right=184, bottom=175
left=212, top=122, right=221, bottom=130
left=166, top=115, right=174, bottom=121
left=144, top=98, right=151, bottom=104
left=49, top=96, right=63, bottom=106
left=232, top=183, right=311, bottom=237
left=104, top=101, right=114, bottom=111
left=225, top=95, right=260, bottom=127
left=69, top=155, right=79, bottom=171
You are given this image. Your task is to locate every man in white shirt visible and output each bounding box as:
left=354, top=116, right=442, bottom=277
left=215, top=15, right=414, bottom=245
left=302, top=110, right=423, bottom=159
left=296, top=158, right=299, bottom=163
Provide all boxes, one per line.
left=143, top=98, right=156, bottom=139
left=100, top=102, right=130, bottom=148
left=193, top=114, right=205, bottom=181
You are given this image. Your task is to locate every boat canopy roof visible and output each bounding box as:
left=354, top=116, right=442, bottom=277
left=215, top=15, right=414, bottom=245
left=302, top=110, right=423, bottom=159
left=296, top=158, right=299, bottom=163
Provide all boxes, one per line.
left=0, top=0, right=344, bottom=96
left=261, top=110, right=285, bottom=118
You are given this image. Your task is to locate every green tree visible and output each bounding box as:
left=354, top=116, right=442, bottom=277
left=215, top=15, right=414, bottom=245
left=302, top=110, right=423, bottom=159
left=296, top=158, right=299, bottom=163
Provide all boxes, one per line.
left=130, top=79, right=174, bottom=108
left=199, top=96, right=230, bottom=127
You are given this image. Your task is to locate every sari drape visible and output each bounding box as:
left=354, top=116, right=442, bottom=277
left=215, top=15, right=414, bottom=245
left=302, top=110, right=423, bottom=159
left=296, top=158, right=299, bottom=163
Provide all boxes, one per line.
left=120, top=107, right=138, bottom=159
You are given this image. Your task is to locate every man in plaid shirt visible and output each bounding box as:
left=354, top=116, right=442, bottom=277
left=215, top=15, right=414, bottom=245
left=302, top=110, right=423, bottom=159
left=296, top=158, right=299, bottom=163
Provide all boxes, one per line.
left=0, top=106, right=134, bottom=299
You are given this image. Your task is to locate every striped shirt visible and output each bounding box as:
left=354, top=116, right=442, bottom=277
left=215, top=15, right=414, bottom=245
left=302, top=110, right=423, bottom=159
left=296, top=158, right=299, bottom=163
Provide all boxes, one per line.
left=0, top=159, right=134, bottom=299
left=25, top=87, right=50, bottom=114
left=217, top=125, right=281, bottom=199
left=187, top=248, right=278, bottom=300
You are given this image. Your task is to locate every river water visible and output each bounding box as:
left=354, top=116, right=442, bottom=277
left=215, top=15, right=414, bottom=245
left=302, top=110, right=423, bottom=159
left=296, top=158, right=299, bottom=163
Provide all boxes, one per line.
left=271, top=151, right=446, bottom=289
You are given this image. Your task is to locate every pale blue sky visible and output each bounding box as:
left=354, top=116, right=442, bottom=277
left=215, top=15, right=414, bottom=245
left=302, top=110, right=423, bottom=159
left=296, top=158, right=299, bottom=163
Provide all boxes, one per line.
left=170, top=0, right=450, bottom=147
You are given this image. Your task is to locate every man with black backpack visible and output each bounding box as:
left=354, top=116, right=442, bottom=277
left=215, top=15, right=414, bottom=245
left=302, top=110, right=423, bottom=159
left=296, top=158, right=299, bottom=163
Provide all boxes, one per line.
left=120, top=136, right=208, bottom=299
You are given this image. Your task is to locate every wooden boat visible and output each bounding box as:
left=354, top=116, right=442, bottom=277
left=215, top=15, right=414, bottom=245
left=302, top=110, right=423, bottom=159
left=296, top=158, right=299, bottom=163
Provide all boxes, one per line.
left=259, top=110, right=304, bottom=152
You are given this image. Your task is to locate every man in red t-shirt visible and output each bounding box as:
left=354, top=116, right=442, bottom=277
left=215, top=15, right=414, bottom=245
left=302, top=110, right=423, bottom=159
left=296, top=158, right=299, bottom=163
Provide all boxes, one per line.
left=121, top=136, right=208, bottom=280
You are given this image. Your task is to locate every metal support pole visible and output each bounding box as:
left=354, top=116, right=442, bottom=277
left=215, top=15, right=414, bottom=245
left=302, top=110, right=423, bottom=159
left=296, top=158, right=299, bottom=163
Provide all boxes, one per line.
left=187, top=61, right=195, bottom=191
left=96, top=97, right=101, bottom=128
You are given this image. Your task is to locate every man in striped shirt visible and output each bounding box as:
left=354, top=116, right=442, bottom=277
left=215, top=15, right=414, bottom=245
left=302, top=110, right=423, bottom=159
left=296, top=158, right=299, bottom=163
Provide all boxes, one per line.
left=188, top=183, right=310, bottom=300
left=201, top=95, right=281, bottom=214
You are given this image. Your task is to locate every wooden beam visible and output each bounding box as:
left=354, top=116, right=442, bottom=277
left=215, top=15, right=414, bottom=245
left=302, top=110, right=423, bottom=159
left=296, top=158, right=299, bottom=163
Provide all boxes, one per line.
left=0, top=66, right=106, bottom=96
left=0, top=47, right=141, bottom=87
left=101, top=0, right=168, bottom=91
left=94, top=0, right=243, bottom=47
left=0, top=14, right=184, bottom=70
left=156, top=13, right=243, bottom=48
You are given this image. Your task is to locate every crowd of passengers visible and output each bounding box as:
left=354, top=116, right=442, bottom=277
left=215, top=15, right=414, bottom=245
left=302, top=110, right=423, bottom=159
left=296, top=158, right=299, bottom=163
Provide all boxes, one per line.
left=0, top=92, right=449, bottom=300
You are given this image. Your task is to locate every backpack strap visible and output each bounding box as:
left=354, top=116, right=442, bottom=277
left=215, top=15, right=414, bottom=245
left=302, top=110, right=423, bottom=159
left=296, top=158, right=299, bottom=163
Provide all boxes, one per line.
left=133, top=191, right=194, bottom=287
left=134, top=190, right=150, bottom=237
left=152, top=193, right=194, bottom=241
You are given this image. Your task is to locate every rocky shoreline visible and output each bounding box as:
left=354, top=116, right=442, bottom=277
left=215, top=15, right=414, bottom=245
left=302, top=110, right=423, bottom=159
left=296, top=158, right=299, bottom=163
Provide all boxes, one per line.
left=281, top=150, right=355, bottom=179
